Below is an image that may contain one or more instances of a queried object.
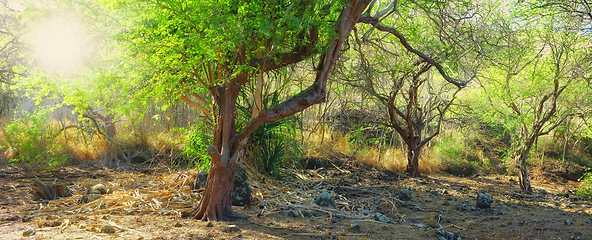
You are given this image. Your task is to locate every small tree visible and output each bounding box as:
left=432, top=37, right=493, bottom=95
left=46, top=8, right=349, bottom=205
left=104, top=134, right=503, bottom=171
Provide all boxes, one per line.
left=351, top=0, right=481, bottom=176
left=470, top=4, right=588, bottom=193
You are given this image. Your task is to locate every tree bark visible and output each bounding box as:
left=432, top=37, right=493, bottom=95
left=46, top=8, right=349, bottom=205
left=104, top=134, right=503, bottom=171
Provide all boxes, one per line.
left=516, top=148, right=533, bottom=193
left=406, top=144, right=421, bottom=177
left=184, top=0, right=372, bottom=221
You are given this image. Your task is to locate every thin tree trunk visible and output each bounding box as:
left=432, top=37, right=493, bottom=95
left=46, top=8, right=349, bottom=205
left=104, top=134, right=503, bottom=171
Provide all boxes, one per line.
left=406, top=141, right=421, bottom=177
left=516, top=152, right=533, bottom=193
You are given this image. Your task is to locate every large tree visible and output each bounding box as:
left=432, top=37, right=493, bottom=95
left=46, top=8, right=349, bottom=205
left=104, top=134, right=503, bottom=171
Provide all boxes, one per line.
left=109, top=0, right=371, bottom=221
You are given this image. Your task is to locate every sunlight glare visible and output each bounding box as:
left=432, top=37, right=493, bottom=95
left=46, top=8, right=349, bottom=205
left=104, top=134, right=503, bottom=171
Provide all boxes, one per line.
left=28, top=14, right=87, bottom=73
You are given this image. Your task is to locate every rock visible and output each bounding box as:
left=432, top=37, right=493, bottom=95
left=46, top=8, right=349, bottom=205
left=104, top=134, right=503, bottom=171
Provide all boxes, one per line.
left=315, top=191, right=336, bottom=208
left=224, top=225, right=241, bottom=232
left=232, top=164, right=252, bottom=206
left=192, top=164, right=252, bottom=206
left=81, top=193, right=101, bottom=203
left=302, top=209, right=315, bottom=217
left=101, top=225, right=116, bottom=233
left=284, top=209, right=299, bottom=218
left=22, top=229, right=35, bottom=236
left=0, top=214, right=20, bottom=221
left=436, top=229, right=461, bottom=240
left=349, top=223, right=361, bottom=233
left=91, top=184, right=109, bottom=195
left=374, top=212, right=391, bottom=223
left=399, top=188, right=412, bottom=201
left=565, top=219, right=573, bottom=226
left=477, top=193, right=493, bottom=208
left=193, top=172, right=208, bottom=189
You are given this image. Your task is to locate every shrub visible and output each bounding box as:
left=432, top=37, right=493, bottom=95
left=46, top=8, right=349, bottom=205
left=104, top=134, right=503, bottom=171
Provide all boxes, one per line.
left=181, top=118, right=212, bottom=173
left=577, top=171, right=592, bottom=199
left=2, top=110, right=68, bottom=169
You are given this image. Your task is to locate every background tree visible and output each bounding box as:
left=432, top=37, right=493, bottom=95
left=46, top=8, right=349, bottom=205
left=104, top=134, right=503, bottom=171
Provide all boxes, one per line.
left=347, top=0, right=481, bottom=176
left=465, top=2, right=590, bottom=193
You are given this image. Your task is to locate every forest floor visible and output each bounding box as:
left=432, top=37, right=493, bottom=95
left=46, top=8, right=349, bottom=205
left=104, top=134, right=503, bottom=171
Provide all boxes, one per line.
left=1, top=156, right=591, bottom=240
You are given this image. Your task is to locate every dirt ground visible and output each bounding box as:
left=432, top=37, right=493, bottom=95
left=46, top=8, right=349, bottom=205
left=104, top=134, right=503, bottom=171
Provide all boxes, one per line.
left=1, top=158, right=591, bottom=240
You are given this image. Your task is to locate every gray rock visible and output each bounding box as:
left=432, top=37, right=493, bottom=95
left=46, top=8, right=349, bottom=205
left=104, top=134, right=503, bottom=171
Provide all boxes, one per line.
left=302, top=209, right=315, bottom=217
left=477, top=193, right=493, bottom=208
left=224, top=225, right=241, bottom=232
left=565, top=219, right=573, bottom=226
left=315, top=191, right=336, bottom=208
left=349, top=223, right=361, bottom=233
left=436, top=229, right=460, bottom=240
left=101, top=225, right=116, bottom=234
left=232, top=163, right=252, bottom=206
left=399, top=188, right=412, bottom=201
left=374, top=212, right=391, bottom=223
left=193, top=172, right=208, bottom=189
left=284, top=209, right=299, bottom=218
left=22, top=229, right=35, bottom=236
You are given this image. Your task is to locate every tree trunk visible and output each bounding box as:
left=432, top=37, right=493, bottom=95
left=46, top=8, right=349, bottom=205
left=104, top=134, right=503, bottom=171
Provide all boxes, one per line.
left=516, top=141, right=534, bottom=193
left=406, top=141, right=421, bottom=177
left=183, top=154, right=248, bottom=221
left=183, top=82, right=249, bottom=221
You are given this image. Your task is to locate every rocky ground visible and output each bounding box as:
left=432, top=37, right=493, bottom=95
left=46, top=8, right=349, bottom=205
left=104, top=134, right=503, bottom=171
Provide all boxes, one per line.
left=0, top=157, right=591, bottom=240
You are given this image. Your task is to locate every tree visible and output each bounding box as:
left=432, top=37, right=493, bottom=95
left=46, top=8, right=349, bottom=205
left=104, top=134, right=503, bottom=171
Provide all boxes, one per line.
left=109, top=0, right=372, bottom=221
left=349, top=0, right=481, bottom=176
left=467, top=3, right=589, bottom=193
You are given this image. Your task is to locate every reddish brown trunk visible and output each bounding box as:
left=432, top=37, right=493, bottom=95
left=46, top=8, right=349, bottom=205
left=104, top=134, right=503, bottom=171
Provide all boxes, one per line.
left=184, top=159, right=247, bottom=221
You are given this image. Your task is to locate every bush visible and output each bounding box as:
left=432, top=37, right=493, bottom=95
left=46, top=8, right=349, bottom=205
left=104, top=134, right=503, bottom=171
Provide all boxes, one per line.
left=181, top=118, right=212, bottom=173
left=2, top=110, right=68, bottom=169
left=577, top=171, right=592, bottom=199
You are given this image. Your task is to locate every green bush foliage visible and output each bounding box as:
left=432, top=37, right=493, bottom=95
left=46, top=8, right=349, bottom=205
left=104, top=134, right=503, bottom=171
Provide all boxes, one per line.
left=2, top=110, right=68, bottom=169
left=181, top=118, right=213, bottom=173
left=577, top=171, right=592, bottom=199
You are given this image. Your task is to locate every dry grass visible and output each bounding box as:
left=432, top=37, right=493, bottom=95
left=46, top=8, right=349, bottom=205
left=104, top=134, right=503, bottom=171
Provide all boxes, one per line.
left=304, top=125, right=443, bottom=174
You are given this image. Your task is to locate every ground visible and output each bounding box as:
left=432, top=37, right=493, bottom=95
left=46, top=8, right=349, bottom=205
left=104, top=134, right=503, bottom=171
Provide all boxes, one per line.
left=0, top=157, right=591, bottom=240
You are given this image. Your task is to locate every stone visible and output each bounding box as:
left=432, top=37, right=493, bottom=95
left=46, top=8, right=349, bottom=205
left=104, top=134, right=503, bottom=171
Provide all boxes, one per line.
left=477, top=193, right=493, bottom=208
left=349, top=223, right=361, bottom=233
left=284, top=209, right=299, bottom=218
left=192, top=164, right=252, bottom=206
left=91, top=184, right=109, bottom=195
left=374, top=212, right=391, bottom=223
left=436, top=229, right=460, bottom=240
left=101, top=225, right=116, bottom=234
left=315, top=191, right=336, bottom=208
left=565, top=219, right=573, bottom=226
left=224, top=225, right=241, bottom=232
left=399, top=188, right=412, bottom=201
left=22, top=229, right=35, bottom=236
left=193, top=172, right=208, bottom=190
left=232, top=163, right=252, bottom=206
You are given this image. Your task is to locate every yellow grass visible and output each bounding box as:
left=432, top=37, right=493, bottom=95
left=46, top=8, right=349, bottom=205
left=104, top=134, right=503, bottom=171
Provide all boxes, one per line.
left=304, top=125, right=443, bottom=174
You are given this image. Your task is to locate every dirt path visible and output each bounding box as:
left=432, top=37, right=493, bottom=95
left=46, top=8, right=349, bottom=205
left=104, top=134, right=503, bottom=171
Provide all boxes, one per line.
left=1, top=161, right=591, bottom=240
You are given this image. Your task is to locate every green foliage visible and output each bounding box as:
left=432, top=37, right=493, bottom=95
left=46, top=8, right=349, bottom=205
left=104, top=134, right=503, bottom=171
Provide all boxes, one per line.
left=435, top=132, right=494, bottom=176
left=181, top=118, right=213, bottom=173
left=244, top=92, right=304, bottom=180
left=577, top=170, right=592, bottom=199
left=2, top=109, right=68, bottom=169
